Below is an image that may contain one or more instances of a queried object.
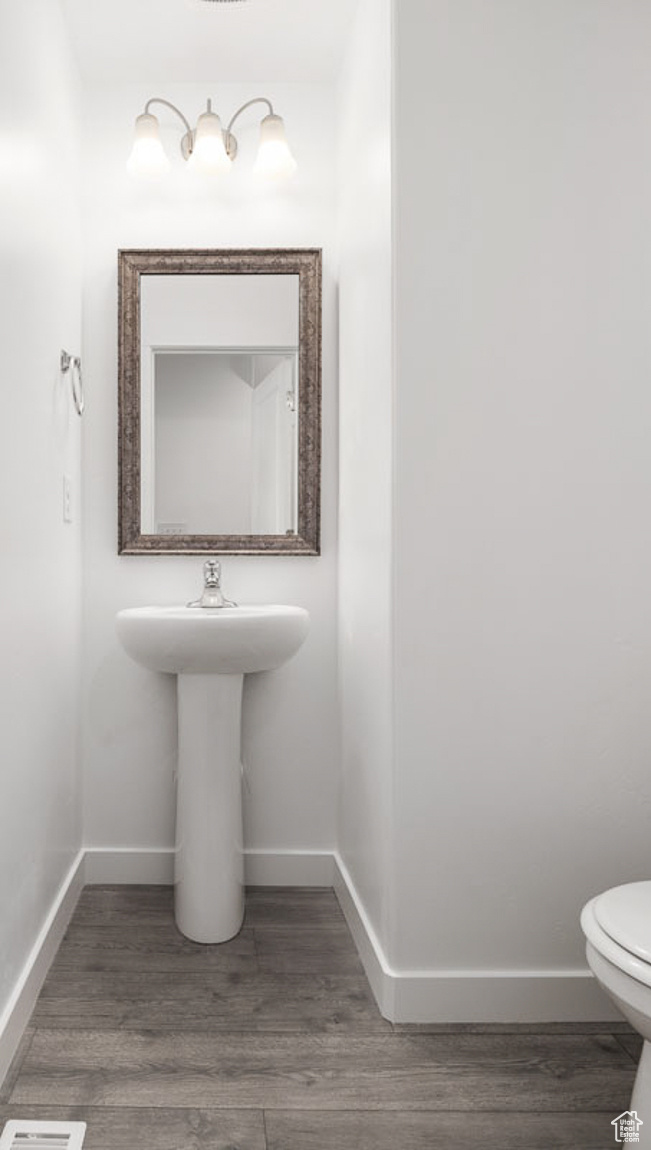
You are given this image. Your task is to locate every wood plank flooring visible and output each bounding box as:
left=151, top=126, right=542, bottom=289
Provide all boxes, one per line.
left=0, top=885, right=639, bottom=1149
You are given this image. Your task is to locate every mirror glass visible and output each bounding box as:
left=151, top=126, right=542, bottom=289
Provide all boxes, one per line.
left=147, top=349, right=298, bottom=537
left=118, top=250, right=321, bottom=554
left=140, top=274, right=299, bottom=538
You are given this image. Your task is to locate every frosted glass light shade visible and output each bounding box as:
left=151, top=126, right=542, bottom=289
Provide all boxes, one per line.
left=253, top=114, right=297, bottom=180
left=127, top=113, right=171, bottom=178
left=189, top=110, right=231, bottom=174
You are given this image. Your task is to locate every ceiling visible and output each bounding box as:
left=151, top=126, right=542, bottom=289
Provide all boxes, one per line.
left=60, top=0, right=357, bottom=85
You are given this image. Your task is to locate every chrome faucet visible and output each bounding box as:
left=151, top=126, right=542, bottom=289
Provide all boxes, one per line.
left=187, top=559, right=237, bottom=609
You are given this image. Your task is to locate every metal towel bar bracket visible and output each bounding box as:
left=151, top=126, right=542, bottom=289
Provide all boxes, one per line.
left=60, top=349, right=84, bottom=416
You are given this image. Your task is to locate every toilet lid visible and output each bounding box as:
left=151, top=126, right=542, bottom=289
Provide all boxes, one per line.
left=593, top=882, right=651, bottom=964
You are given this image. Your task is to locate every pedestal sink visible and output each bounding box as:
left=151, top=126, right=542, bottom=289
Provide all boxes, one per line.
left=115, top=605, right=309, bottom=943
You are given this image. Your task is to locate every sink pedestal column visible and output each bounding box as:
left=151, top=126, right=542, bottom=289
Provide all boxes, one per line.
left=174, top=672, right=245, bottom=943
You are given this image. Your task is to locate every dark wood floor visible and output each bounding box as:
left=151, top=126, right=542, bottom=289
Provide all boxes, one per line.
left=0, top=886, right=640, bottom=1149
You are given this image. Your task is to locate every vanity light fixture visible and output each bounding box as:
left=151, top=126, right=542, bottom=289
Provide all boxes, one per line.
left=127, top=96, right=297, bottom=180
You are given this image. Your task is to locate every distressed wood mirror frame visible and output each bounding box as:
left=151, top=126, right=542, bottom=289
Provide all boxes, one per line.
left=118, top=248, right=322, bottom=555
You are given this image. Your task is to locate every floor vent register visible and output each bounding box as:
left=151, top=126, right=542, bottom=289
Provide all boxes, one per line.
left=0, top=1122, right=86, bottom=1150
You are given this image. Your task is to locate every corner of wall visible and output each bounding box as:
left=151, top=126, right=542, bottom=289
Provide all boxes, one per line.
left=334, top=853, right=620, bottom=1024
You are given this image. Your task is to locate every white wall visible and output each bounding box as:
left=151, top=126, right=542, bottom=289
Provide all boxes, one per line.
left=141, top=273, right=299, bottom=348
left=336, top=0, right=395, bottom=948
left=80, top=81, right=339, bottom=865
left=154, top=355, right=254, bottom=535
left=0, top=0, right=82, bottom=1015
left=392, top=0, right=651, bottom=976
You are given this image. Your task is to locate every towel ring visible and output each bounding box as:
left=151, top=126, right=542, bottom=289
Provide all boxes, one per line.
left=60, top=350, right=84, bottom=417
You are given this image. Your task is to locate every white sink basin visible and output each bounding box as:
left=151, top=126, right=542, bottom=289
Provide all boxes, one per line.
left=116, top=605, right=309, bottom=675
left=115, top=601, right=309, bottom=945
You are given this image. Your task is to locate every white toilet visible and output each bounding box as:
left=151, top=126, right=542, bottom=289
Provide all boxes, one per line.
left=582, top=882, right=651, bottom=1145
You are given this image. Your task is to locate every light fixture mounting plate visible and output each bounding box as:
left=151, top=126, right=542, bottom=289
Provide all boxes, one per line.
left=180, top=130, right=194, bottom=161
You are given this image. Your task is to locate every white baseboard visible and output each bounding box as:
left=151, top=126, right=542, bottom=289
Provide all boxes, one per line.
left=333, top=852, right=621, bottom=1024
left=244, top=849, right=335, bottom=886
left=83, top=848, right=174, bottom=884
left=0, top=849, right=84, bottom=1086
left=333, top=852, right=390, bottom=1013
left=388, top=968, right=621, bottom=1023
left=83, top=847, right=335, bottom=887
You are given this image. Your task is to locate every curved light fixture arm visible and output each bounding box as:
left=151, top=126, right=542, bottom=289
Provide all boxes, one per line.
left=144, top=97, right=194, bottom=137
left=226, top=97, right=274, bottom=138
left=144, top=97, right=197, bottom=159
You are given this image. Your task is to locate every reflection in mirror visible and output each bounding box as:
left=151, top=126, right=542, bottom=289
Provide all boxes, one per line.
left=118, top=249, right=321, bottom=555
left=145, top=349, right=298, bottom=537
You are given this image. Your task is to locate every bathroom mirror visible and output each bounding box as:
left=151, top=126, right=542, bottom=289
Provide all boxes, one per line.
left=118, top=248, right=322, bottom=554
